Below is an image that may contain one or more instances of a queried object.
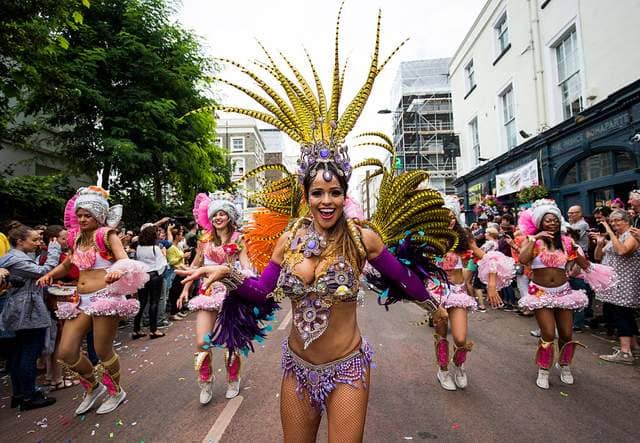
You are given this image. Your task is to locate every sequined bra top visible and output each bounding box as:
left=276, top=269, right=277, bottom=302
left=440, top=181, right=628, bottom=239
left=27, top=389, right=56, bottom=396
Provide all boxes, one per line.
left=70, top=230, right=114, bottom=271
left=202, top=231, right=241, bottom=266
left=269, top=221, right=363, bottom=349
left=438, top=252, right=464, bottom=271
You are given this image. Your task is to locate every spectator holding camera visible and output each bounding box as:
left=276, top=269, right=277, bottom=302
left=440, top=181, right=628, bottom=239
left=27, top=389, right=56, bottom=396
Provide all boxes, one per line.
left=593, top=209, right=640, bottom=364
left=0, top=225, right=61, bottom=410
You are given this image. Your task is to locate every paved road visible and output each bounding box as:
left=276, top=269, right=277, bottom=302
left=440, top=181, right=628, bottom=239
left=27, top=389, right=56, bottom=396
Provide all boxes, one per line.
left=2, top=293, right=640, bottom=442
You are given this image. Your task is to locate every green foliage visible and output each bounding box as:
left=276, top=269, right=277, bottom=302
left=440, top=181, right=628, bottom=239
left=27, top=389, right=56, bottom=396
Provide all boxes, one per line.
left=4, top=0, right=229, bottom=211
left=0, top=175, right=75, bottom=225
left=0, top=1, right=89, bottom=140
left=517, top=185, right=550, bottom=204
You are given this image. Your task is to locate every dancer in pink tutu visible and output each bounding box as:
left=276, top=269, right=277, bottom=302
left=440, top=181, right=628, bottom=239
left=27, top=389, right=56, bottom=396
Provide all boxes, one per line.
left=177, top=191, right=255, bottom=404
left=432, top=197, right=514, bottom=390
left=517, top=198, right=616, bottom=389
left=37, top=187, right=148, bottom=415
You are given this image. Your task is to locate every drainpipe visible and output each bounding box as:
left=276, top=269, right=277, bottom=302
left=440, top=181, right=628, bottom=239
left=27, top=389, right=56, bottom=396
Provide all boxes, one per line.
left=527, top=0, right=548, bottom=131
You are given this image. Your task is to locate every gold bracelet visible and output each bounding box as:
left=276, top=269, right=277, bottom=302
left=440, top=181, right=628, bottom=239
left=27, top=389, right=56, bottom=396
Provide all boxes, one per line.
left=220, top=267, right=246, bottom=291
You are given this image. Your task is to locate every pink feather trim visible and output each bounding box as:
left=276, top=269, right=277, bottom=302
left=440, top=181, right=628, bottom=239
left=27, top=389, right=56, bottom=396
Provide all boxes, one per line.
left=518, top=208, right=538, bottom=235
left=193, top=193, right=213, bottom=231
left=578, top=263, right=617, bottom=291
left=83, top=297, right=140, bottom=318
left=344, top=196, right=365, bottom=220
left=64, top=194, right=80, bottom=231
left=106, top=259, right=149, bottom=296
left=477, top=251, right=516, bottom=290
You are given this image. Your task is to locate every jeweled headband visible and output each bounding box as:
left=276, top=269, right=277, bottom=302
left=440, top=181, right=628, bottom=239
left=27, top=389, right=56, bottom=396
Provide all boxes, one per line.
left=298, top=120, right=352, bottom=183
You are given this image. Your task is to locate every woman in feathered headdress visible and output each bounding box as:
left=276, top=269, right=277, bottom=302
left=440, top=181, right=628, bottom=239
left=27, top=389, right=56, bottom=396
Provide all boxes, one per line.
left=430, top=196, right=513, bottom=391
left=517, top=199, right=616, bottom=390
left=179, top=4, right=457, bottom=440
left=36, top=186, right=149, bottom=415
left=177, top=191, right=273, bottom=404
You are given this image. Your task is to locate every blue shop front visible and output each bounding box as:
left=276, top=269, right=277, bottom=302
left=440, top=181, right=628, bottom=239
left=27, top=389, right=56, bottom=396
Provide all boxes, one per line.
left=454, top=79, right=640, bottom=219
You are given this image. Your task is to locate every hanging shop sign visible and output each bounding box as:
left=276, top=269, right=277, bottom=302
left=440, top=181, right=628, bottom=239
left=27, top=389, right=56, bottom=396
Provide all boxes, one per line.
left=495, top=159, right=539, bottom=197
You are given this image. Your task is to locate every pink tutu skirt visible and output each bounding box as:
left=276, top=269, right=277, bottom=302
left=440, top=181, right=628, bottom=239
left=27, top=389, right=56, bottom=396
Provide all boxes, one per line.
left=188, top=282, right=227, bottom=312
left=55, top=301, right=81, bottom=320
left=518, top=282, right=588, bottom=311
left=477, top=251, right=515, bottom=290
left=78, top=288, right=140, bottom=318
left=432, top=282, right=477, bottom=311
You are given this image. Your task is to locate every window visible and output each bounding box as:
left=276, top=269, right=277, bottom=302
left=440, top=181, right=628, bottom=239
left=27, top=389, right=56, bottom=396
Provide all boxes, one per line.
left=469, top=117, right=480, bottom=164
left=500, top=85, right=517, bottom=149
left=231, top=158, right=245, bottom=177
left=560, top=151, right=633, bottom=186
left=615, top=151, right=636, bottom=172
left=230, top=137, right=245, bottom=152
left=464, top=60, right=475, bottom=92
left=555, top=29, right=582, bottom=119
left=495, top=13, right=509, bottom=53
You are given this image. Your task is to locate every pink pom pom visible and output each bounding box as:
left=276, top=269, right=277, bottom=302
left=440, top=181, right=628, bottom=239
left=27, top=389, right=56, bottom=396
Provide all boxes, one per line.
left=518, top=208, right=538, bottom=235
left=477, top=251, right=515, bottom=290
left=344, top=196, right=365, bottom=220
left=193, top=193, right=213, bottom=231
left=578, top=263, right=617, bottom=291
left=55, top=302, right=81, bottom=320
left=106, top=259, right=149, bottom=296
left=188, top=283, right=227, bottom=311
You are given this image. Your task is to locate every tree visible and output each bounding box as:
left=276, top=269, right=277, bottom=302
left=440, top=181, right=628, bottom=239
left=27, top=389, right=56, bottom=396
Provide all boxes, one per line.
left=0, top=0, right=89, bottom=143
left=24, top=0, right=229, bottom=204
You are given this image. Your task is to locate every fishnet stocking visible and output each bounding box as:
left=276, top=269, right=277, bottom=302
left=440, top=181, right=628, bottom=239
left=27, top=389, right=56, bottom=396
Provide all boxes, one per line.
left=280, top=374, right=321, bottom=443
left=326, top=369, right=370, bottom=443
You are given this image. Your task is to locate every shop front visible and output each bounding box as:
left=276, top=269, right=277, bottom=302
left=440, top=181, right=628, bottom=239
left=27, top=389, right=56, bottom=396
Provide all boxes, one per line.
left=455, top=79, right=640, bottom=220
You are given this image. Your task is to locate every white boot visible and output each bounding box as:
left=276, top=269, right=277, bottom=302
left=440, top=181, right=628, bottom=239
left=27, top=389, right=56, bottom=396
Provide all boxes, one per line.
left=96, top=388, right=127, bottom=414
left=75, top=383, right=106, bottom=415
left=536, top=369, right=549, bottom=390
left=225, top=378, right=241, bottom=399
left=200, top=378, right=214, bottom=404
left=558, top=364, right=574, bottom=385
left=437, top=369, right=457, bottom=391
left=453, top=364, right=468, bottom=389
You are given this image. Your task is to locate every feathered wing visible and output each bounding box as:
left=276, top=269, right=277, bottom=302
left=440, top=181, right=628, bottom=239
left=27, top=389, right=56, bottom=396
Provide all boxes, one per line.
left=354, top=133, right=457, bottom=307
left=183, top=3, right=404, bottom=148
left=232, top=164, right=307, bottom=272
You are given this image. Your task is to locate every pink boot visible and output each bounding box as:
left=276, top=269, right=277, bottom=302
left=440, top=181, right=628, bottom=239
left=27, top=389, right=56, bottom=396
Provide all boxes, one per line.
left=453, top=342, right=474, bottom=367
left=434, top=334, right=449, bottom=369
left=535, top=340, right=554, bottom=389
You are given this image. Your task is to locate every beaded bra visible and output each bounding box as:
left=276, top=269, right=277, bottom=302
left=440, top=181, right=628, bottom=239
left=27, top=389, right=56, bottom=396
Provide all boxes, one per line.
left=270, top=222, right=361, bottom=349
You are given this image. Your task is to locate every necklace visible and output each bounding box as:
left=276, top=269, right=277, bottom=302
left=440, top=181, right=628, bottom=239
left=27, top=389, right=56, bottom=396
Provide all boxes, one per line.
left=293, top=221, right=327, bottom=258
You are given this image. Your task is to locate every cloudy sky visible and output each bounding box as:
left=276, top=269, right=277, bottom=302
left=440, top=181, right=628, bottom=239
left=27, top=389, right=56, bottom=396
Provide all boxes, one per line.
left=176, top=0, right=484, bottom=172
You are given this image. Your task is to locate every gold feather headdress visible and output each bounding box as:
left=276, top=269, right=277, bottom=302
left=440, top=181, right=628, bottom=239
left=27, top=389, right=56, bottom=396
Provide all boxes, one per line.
left=186, top=1, right=407, bottom=183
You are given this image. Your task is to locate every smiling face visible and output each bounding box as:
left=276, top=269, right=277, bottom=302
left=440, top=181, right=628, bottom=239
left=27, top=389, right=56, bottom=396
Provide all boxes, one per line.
left=306, top=170, right=346, bottom=232
left=211, top=210, right=231, bottom=232
left=76, top=208, right=99, bottom=232
left=540, top=213, right=561, bottom=233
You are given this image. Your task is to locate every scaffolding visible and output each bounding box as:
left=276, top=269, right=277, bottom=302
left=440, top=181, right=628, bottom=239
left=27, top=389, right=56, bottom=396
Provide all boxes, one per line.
left=390, top=58, right=457, bottom=194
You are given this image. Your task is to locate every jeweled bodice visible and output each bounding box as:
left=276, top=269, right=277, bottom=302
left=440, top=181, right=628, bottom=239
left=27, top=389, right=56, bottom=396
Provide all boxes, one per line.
left=269, top=224, right=361, bottom=349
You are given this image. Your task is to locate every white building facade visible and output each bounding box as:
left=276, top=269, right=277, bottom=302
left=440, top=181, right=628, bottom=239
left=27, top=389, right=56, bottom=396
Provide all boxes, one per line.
left=451, top=0, right=640, bottom=178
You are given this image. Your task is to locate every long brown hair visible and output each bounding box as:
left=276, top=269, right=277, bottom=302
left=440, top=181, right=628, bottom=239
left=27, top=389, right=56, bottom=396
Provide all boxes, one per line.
left=302, top=162, right=366, bottom=273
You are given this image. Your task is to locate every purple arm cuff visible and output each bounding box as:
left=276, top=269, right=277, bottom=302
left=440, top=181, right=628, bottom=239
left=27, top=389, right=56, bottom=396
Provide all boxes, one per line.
left=368, top=248, right=432, bottom=302
left=233, top=260, right=281, bottom=304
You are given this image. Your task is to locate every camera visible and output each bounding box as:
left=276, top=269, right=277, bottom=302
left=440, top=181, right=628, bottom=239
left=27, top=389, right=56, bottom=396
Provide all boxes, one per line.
left=168, top=218, right=177, bottom=225
left=597, top=223, right=607, bottom=233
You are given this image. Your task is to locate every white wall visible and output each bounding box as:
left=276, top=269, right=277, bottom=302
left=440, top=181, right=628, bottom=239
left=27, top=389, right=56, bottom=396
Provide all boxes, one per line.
left=451, top=0, right=640, bottom=178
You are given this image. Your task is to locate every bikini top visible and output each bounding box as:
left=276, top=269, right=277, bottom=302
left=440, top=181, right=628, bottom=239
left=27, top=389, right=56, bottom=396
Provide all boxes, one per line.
left=70, top=228, right=115, bottom=271
left=270, top=223, right=361, bottom=305
left=530, top=237, right=577, bottom=270
left=438, top=252, right=464, bottom=271
left=202, top=231, right=242, bottom=266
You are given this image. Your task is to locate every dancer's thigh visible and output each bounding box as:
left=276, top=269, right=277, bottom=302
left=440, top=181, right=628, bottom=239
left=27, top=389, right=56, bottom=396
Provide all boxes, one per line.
left=280, top=374, right=321, bottom=443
